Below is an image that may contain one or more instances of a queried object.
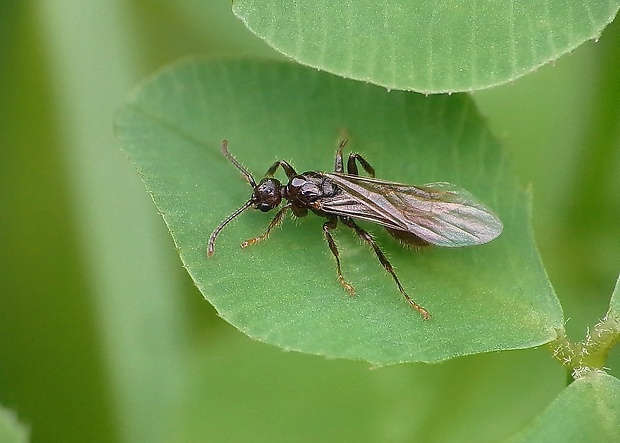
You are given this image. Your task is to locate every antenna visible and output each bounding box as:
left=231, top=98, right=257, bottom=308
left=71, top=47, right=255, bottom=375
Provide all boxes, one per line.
left=221, top=140, right=256, bottom=187
left=207, top=199, right=253, bottom=256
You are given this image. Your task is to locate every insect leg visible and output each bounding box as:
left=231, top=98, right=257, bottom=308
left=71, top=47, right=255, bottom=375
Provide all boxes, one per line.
left=340, top=217, right=430, bottom=319
left=323, top=216, right=355, bottom=295
left=241, top=204, right=291, bottom=248
left=347, top=153, right=375, bottom=177
left=334, top=139, right=348, bottom=173
left=265, top=160, right=297, bottom=179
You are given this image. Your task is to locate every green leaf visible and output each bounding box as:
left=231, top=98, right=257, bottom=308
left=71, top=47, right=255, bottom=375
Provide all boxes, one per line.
left=232, top=0, right=620, bottom=93
left=116, top=58, right=563, bottom=365
left=609, top=273, right=620, bottom=319
left=0, top=405, right=29, bottom=443
left=505, top=372, right=620, bottom=443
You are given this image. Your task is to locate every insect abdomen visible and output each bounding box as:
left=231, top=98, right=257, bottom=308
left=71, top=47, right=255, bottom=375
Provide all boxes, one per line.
left=385, top=228, right=431, bottom=247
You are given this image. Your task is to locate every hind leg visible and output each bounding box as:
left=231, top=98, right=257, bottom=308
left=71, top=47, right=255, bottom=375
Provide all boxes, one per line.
left=340, top=217, right=430, bottom=319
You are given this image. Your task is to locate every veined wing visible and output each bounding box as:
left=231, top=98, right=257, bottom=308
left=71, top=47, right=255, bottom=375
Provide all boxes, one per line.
left=320, top=173, right=503, bottom=247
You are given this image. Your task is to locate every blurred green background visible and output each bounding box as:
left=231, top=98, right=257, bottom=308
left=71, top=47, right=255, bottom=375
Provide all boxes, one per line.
left=0, top=1, right=618, bottom=442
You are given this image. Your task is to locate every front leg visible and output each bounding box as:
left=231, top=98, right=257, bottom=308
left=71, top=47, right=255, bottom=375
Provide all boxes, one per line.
left=265, top=160, right=297, bottom=179
left=241, top=203, right=291, bottom=248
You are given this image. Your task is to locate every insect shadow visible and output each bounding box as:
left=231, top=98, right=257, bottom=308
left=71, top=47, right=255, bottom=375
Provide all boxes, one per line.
left=208, top=140, right=503, bottom=319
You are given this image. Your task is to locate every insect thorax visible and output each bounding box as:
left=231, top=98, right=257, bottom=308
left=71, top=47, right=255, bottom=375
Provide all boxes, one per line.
left=284, top=172, right=339, bottom=204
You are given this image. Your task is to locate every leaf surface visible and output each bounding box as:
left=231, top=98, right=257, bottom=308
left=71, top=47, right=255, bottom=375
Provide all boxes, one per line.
left=116, top=59, right=563, bottom=364
left=232, top=0, right=620, bottom=93
left=609, top=273, right=620, bottom=319
left=506, top=372, right=620, bottom=443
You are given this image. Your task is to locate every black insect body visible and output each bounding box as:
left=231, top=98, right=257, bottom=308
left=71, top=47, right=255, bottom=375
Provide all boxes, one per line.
left=208, top=140, right=503, bottom=319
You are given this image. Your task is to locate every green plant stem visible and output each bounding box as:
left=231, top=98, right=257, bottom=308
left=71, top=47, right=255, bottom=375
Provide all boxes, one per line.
left=550, top=314, right=620, bottom=382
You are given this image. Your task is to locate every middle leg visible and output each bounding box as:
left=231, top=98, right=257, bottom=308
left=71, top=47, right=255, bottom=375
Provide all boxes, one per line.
left=334, top=139, right=348, bottom=173
left=333, top=139, right=376, bottom=177
left=322, top=216, right=355, bottom=295
left=346, top=153, right=375, bottom=177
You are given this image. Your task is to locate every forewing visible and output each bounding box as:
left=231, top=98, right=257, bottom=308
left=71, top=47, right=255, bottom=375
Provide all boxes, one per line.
left=321, top=174, right=503, bottom=247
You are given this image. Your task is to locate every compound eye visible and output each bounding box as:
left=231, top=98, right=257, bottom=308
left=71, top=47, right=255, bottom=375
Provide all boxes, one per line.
left=258, top=203, right=272, bottom=212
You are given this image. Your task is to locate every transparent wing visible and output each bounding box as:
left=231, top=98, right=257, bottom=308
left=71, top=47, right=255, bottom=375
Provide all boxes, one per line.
left=320, top=173, right=503, bottom=247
